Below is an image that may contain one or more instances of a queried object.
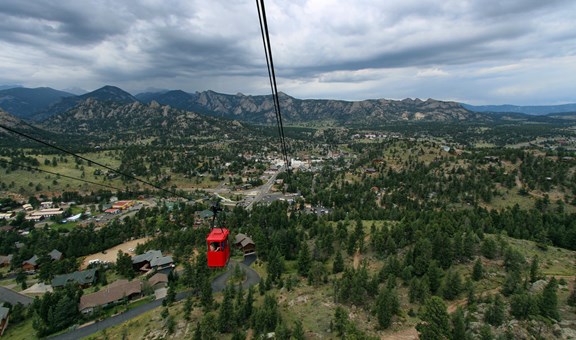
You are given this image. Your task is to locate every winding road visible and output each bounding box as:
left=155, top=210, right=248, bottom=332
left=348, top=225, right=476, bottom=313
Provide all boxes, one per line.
left=50, top=254, right=260, bottom=340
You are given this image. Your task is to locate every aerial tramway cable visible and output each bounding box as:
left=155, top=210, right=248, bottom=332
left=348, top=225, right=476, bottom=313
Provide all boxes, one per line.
left=0, top=158, right=125, bottom=192
left=0, top=123, right=190, bottom=199
left=256, top=0, right=291, bottom=177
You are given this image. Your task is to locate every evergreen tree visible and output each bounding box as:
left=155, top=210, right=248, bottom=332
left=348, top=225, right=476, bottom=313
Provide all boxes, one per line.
left=183, top=296, right=193, bottom=321
left=417, top=296, right=450, bottom=340
left=376, top=288, right=400, bottom=329
left=481, top=237, right=498, bottom=259
left=333, top=306, right=348, bottom=336
left=218, top=285, right=235, bottom=332
left=200, top=276, right=213, bottom=311
left=293, top=320, right=305, bottom=340
left=267, top=247, right=284, bottom=282
left=333, top=251, right=344, bottom=274
left=297, top=242, right=312, bottom=277
left=241, top=286, right=254, bottom=321
left=451, top=307, right=466, bottom=340
left=275, top=321, right=291, bottom=340
left=510, top=292, right=538, bottom=319
left=472, top=258, right=483, bottom=281
left=115, top=250, right=134, bottom=279
left=529, top=256, right=540, bottom=283
left=539, top=277, right=560, bottom=321
left=501, top=269, right=522, bottom=296
left=442, top=269, right=462, bottom=300
left=200, top=313, right=217, bottom=340
left=427, top=261, right=443, bottom=295
left=484, top=294, right=506, bottom=326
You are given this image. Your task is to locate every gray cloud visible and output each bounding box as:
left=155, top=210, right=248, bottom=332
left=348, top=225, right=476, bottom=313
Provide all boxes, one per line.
left=0, top=0, right=575, bottom=105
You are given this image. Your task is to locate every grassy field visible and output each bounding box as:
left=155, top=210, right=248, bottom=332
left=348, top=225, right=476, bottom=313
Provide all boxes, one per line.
left=2, top=318, right=35, bottom=340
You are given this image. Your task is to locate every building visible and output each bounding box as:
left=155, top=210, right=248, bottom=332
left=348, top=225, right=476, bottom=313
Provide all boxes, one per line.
left=79, top=279, right=142, bottom=314
left=194, top=210, right=213, bottom=227
left=132, top=250, right=174, bottom=273
left=48, top=249, right=63, bottom=261
left=0, top=305, right=9, bottom=336
left=0, top=212, right=14, bottom=220
left=234, top=233, right=256, bottom=255
left=52, top=268, right=98, bottom=289
left=0, top=255, right=12, bottom=268
left=22, top=255, right=38, bottom=273
left=112, top=200, right=134, bottom=210
left=147, top=273, right=168, bottom=291
left=28, top=208, right=64, bottom=221
left=39, top=201, right=53, bottom=209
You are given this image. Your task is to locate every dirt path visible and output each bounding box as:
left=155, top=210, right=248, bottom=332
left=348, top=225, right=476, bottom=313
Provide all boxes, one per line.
left=353, top=248, right=361, bottom=269
left=80, top=237, right=152, bottom=269
left=381, top=327, right=419, bottom=339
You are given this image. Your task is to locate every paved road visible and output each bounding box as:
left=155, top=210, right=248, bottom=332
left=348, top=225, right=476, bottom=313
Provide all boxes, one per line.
left=50, top=254, right=260, bottom=340
left=246, top=166, right=283, bottom=210
left=212, top=254, right=260, bottom=292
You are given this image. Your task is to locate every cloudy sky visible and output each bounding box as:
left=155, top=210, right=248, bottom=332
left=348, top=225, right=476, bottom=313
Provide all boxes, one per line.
left=1, top=0, right=575, bottom=105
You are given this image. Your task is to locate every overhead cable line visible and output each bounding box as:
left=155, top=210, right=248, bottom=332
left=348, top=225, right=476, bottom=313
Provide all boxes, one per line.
left=0, top=158, right=125, bottom=192
left=256, top=0, right=291, bottom=177
left=0, top=124, right=190, bottom=199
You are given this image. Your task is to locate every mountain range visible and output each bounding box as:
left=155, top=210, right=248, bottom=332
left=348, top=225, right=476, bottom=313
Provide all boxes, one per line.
left=462, top=103, right=576, bottom=115
left=1, top=85, right=575, bottom=126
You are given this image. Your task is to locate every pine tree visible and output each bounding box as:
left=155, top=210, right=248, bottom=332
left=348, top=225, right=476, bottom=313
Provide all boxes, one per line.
left=193, top=322, right=202, bottom=340
left=529, top=256, right=540, bottom=283
left=539, top=277, right=560, bottom=321
left=451, top=307, right=466, bottom=340
left=484, top=294, right=506, bottom=326
left=218, top=285, right=235, bottom=332
left=200, top=276, right=213, bottom=311
left=427, top=261, right=443, bottom=295
left=376, top=288, right=400, bottom=329
left=297, top=242, right=312, bottom=277
left=183, top=296, right=193, bottom=321
left=333, top=306, right=348, bottom=336
left=442, top=269, right=462, bottom=300
left=417, top=296, right=450, bottom=340
left=472, top=258, right=483, bottom=281
left=333, top=251, right=344, bottom=274
left=293, top=320, right=305, bottom=340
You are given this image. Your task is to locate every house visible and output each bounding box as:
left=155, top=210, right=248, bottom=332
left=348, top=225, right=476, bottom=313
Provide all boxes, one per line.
left=22, top=255, right=38, bottom=273
left=0, top=255, right=12, bottom=268
left=0, top=212, right=14, bottom=220
left=194, top=210, right=213, bottom=226
left=48, top=249, right=63, bottom=261
left=104, top=208, right=120, bottom=215
left=0, top=226, right=13, bottom=232
left=234, top=233, right=256, bottom=255
left=40, top=201, right=53, bottom=209
left=147, top=273, right=169, bottom=290
left=0, top=305, right=9, bottom=337
left=112, top=200, right=134, bottom=210
left=78, top=279, right=142, bottom=314
left=51, top=268, right=98, bottom=289
left=22, top=204, right=33, bottom=211
left=29, top=208, right=64, bottom=220
left=132, top=250, right=174, bottom=273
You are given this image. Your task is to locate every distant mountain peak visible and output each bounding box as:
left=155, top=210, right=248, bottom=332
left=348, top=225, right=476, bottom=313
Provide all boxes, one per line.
left=80, top=85, right=137, bottom=104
